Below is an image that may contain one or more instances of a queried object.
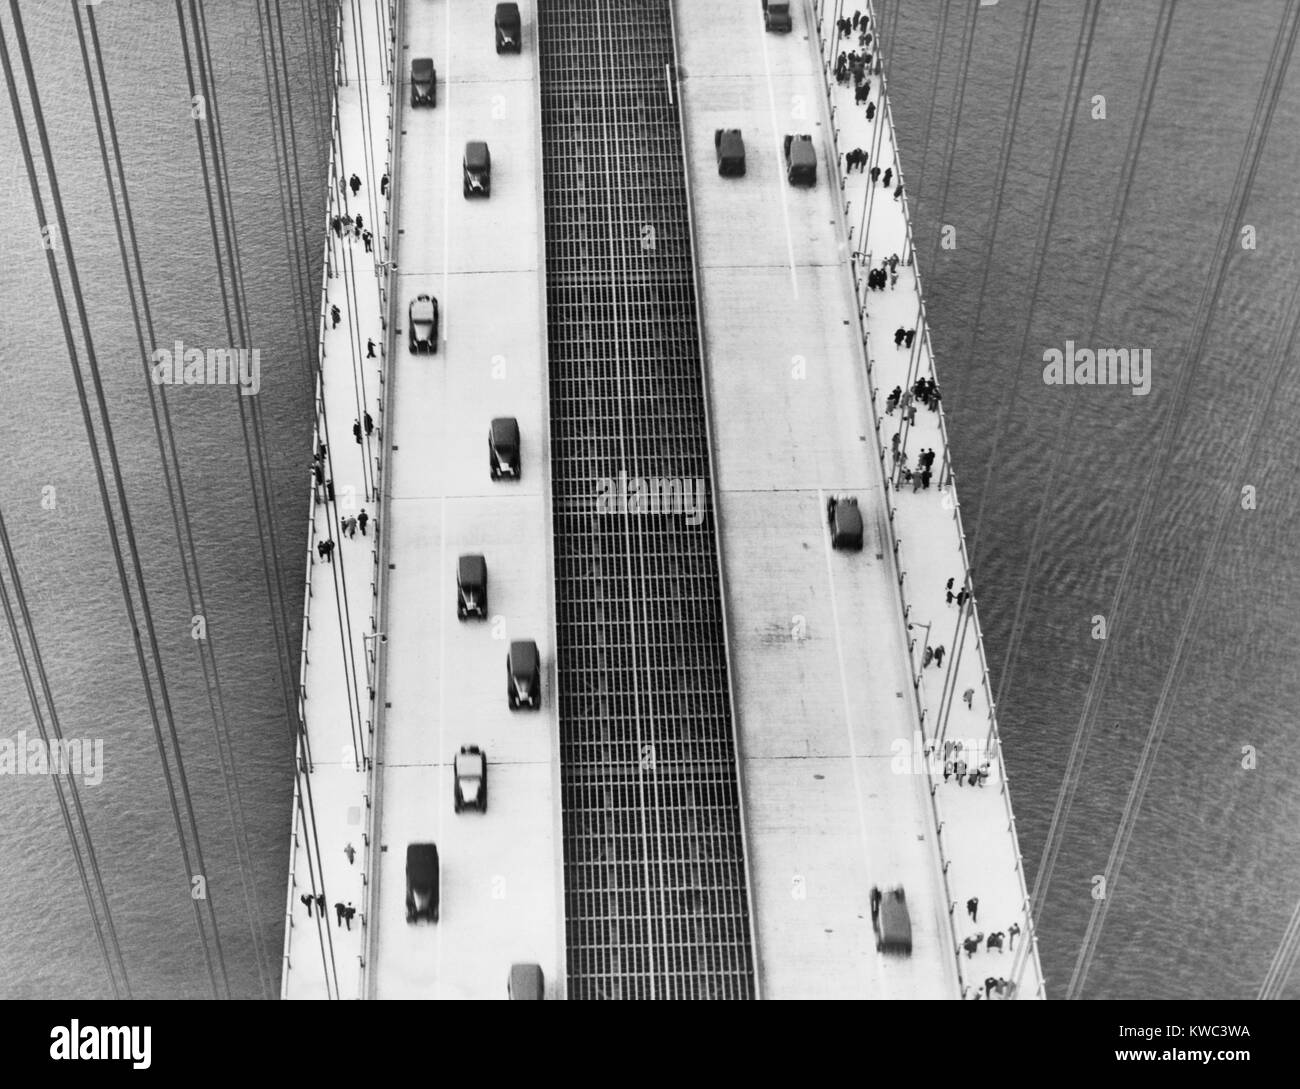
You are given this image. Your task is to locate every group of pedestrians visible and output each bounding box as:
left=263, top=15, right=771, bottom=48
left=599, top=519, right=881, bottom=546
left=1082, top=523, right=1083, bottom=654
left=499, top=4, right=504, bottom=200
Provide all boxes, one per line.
left=944, top=742, right=990, bottom=787
left=945, top=576, right=970, bottom=609
left=340, top=509, right=371, bottom=539
left=893, top=327, right=916, bottom=349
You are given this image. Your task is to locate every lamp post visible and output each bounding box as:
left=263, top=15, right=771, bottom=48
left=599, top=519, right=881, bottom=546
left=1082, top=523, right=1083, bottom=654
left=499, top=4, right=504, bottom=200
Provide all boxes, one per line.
left=907, top=620, right=931, bottom=684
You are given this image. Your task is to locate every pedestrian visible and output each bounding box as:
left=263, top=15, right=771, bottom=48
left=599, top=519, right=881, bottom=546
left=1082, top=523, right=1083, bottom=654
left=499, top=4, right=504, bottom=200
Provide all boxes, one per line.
left=358, top=508, right=369, bottom=536
left=891, top=432, right=900, bottom=454
left=921, top=468, right=932, bottom=490
left=344, top=904, right=356, bottom=930
left=946, top=576, right=954, bottom=593
left=934, top=646, right=945, bottom=667
left=987, top=931, right=1003, bottom=952
left=893, top=182, right=902, bottom=200
left=367, top=338, right=376, bottom=358
left=899, top=391, right=913, bottom=412
left=885, top=386, right=901, bottom=414
left=943, top=739, right=956, bottom=761
left=985, top=976, right=999, bottom=999
left=380, top=172, right=389, bottom=196
left=855, top=82, right=868, bottom=105
left=954, top=758, right=967, bottom=784
left=342, top=515, right=357, bottom=539
left=341, top=213, right=353, bottom=233
left=956, top=588, right=967, bottom=608
left=322, top=538, right=335, bottom=563
left=334, top=901, right=346, bottom=926
left=967, top=769, right=979, bottom=787
left=964, top=934, right=982, bottom=958
left=300, top=892, right=314, bottom=917
left=889, top=266, right=898, bottom=288
left=967, top=896, right=979, bottom=922
left=943, top=759, right=954, bottom=782
left=904, top=329, right=915, bottom=348
left=913, top=469, right=923, bottom=493
left=977, top=762, right=990, bottom=787
left=316, top=540, right=327, bottom=561
left=1008, top=922, right=1021, bottom=950
left=344, top=842, right=356, bottom=865
left=906, top=403, right=916, bottom=425
left=894, top=327, right=906, bottom=346
left=882, top=167, right=892, bottom=188
left=870, top=165, right=881, bottom=184
left=331, top=304, right=341, bottom=329
left=313, top=461, right=324, bottom=486
left=866, top=101, right=876, bottom=121
left=315, top=893, right=325, bottom=915
left=363, top=230, right=373, bottom=253
left=331, top=215, right=342, bottom=237
left=922, top=645, right=933, bottom=667
left=929, top=385, right=942, bottom=411
left=355, top=213, right=363, bottom=233
left=353, top=419, right=362, bottom=444
left=963, top=686, right=974, bottom=709
left=326, top=478, right=335, bottom=503
left=364, top=411, right=374, bottom=436
left=349, top=173, right=361, bottom=196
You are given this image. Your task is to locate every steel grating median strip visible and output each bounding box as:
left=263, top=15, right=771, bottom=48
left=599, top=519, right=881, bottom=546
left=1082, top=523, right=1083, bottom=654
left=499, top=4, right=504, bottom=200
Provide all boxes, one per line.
left=539, top=0, right=756, bottom=999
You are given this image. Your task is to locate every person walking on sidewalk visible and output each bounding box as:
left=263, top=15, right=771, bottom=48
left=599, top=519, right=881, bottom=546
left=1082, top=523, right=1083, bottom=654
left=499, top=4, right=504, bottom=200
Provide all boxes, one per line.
left=963, top=686, right=975, bottom=708
left=1008, top=922, right=1021, bottom=950
left=344, top=904, right=356, bottom=931
left=967, top=896, right=979, bottom=922
left=342, top=515, right=357, bottom=539
left=358, top=509, right=369, bottom=536
left=349, top=172, right=361, bottom=196
left=334, top=901, right=346, bottom=927
left=363, top=230, right=373, bottom=253
left=922, top=645, right=933, bottom=667
left=904, top=328, right=916, bottom=348
left=331, top=215, right=342, bottom=237
left=300, top=892, right=314, bottom=917
left=315, top=893, right=325, bottom=915
left=367, top=338, right=376, bottom=359
left=381, top=172, right=389, bottom=197
left=331, top=304, right=341, bottom=329
left=954, top=757, right=967, bottom=784
left=882, top=167, right=892, bottom=188
left=353, top=419, right=362, bottom=444
left=934, top=646, right=945, bottom=667
left=344, top=842, right=356, bottom=865
left=866, top=101, right=877, bottom=122
left=870, top=165, right=881, bottom=184
left=364, top=412, right=374, bottom=436
left=894, top=326, right=906, bottom=347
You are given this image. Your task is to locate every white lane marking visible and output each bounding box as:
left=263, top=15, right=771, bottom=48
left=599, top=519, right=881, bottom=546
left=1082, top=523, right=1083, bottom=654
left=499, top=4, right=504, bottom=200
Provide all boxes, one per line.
left=818, top=487, right=889, bottom=996
left=758, top=11, right=799, bottom=297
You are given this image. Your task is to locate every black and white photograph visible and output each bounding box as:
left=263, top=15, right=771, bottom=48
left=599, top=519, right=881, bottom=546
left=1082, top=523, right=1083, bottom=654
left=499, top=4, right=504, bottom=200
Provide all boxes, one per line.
left=0, top=0, right=1293, bottom=1066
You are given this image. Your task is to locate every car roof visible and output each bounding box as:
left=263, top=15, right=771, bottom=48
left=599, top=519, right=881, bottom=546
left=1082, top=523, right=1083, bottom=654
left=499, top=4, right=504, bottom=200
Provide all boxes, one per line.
left=509, top=639, right=539, bottom=668
left=465, top=140, right=490, bottom=158
left=412, top=57, right=434, bottom=74
left=456, top=748, right=485, bottom=772
left=411, top=296, right=436, bottom=317
left=490, top=416, right=519, bottom=443
left=458, top=554, right=486, bottom=580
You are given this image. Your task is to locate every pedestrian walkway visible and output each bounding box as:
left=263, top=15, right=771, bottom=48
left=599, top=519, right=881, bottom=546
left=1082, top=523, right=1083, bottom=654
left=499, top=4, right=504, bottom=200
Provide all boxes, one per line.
left=281, top=0, right=395, bottom=1000
left=812, top=1, right=1045, bottom=999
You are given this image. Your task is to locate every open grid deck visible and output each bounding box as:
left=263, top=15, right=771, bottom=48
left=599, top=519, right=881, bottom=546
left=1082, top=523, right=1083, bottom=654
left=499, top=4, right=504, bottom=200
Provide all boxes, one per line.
left=538, top=0, right=756, bottom=1000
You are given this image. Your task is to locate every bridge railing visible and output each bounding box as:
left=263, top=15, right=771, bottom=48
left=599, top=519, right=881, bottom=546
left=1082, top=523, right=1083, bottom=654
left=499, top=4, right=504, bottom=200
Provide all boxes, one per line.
left=808, top=0, right=1043, bottom=998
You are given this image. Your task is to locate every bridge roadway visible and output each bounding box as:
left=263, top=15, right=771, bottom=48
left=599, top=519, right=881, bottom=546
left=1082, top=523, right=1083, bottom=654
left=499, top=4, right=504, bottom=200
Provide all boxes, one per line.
left=672, top=2, right=958, bottom=998
left=366, top=0, right=956, bottom=999
left=368, top=0, right=561, bottom=999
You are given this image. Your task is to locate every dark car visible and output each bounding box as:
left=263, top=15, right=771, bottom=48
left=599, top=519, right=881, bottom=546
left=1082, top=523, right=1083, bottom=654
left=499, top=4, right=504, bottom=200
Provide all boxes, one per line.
left=463, top=140, right=491, bottom=198
left=454, top=745, right=487, bottom=813
left=405, top=843, right=439, bottom=924
left=763, top=0, right=792, bottom=33
left=871, top=885, right=912, bottom=955
left=827, top=496, right=863, bottom=551
left=508, top=963, right=543, bottom=1000
left=507, top=639, right=540, bottom=710
left=410, top=57, right=436, bottom=108
left=495, top=3, right=522, bottom=53
left=456, top=554, right=488, bottom=620
left=489, top=417, right=520, bottom=480
left=409, top=294, right=439, bottom=353
left=715, top=128, right=746, bottom=177
left=784, top=133, right=816, bottom=186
